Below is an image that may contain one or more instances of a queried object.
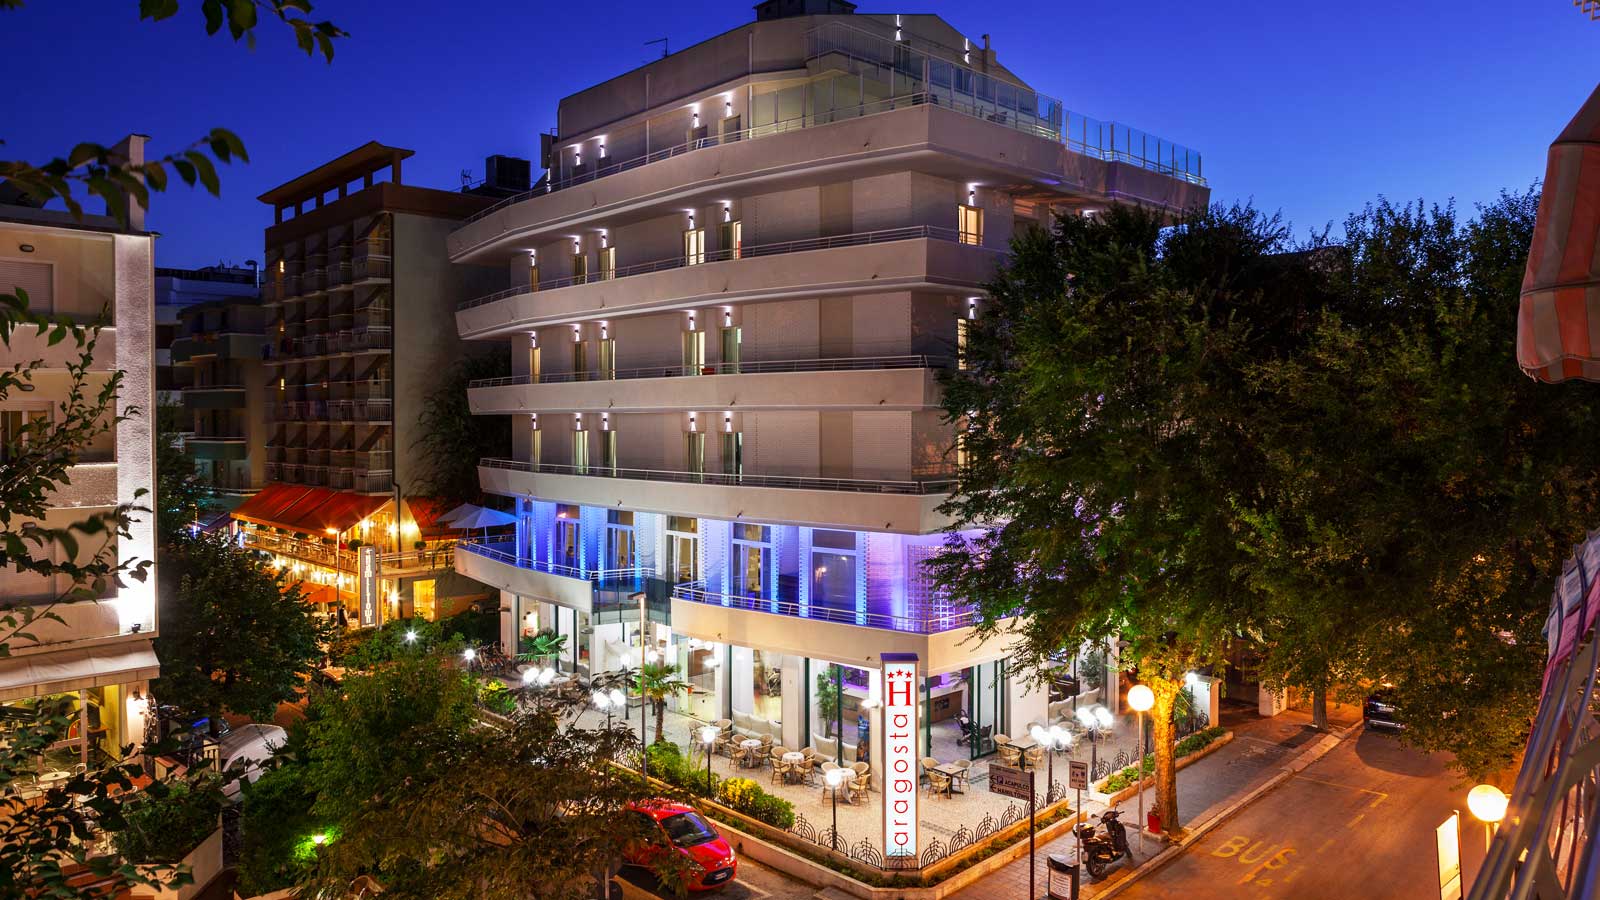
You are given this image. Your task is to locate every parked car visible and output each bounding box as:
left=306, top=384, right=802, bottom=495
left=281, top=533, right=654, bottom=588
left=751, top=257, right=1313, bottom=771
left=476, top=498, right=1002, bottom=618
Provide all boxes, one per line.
left=217, top=723, right=287, bottom=798
left=622, top=800, right=737, bottom=890
left=1364, top=690, right=1404, bottom=732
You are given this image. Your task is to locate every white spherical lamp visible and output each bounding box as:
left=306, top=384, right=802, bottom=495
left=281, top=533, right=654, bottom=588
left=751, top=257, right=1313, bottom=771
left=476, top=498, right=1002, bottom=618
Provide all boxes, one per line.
left=1467, top=784, right=1508, bottom=824
left=1127, top=684, right=1154, bottom=713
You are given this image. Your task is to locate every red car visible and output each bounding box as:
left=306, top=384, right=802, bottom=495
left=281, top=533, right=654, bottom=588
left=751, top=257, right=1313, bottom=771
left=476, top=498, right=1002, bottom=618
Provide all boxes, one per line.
left=622, top=800, right=738, bottom=890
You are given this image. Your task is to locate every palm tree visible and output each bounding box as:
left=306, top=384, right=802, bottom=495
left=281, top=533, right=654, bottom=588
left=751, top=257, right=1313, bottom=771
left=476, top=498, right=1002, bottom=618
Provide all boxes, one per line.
left=636, top=662, right=690, bottom=745
left=518, top=629, right=567, bottom=666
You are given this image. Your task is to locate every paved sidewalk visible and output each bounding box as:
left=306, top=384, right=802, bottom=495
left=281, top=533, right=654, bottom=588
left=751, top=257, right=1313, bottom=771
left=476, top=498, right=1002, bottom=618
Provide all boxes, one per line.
left=948, top=705, right=1359, bottom=900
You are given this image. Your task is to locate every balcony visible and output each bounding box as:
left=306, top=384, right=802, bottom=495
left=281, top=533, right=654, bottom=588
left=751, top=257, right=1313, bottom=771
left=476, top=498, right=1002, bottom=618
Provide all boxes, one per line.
left=454, top=540, right=631, bottom=614
left=477, top=457, right=954, bottom=533
left=469, top=355, right=946, bottom=414
left=302, top=268, right=326, bottom=295
left=351, top=469, right=392, bottom=493
left=282, top=273, right=302, bottom=299
left=328, top=261, right=353, bottom=288
left=456, top=229, right=999, bottom=340
left=353, top=255, right=391, bottom=283
left=180, top=383, right=248, bottom=409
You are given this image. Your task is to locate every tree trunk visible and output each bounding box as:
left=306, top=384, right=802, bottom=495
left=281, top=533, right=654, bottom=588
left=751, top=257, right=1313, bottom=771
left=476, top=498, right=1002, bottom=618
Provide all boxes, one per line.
left=1311, top=688, right=1328, bottom=731
left=1150, top=677, right=1183, bottom=840
left=653, top=699, right=665, bottom=745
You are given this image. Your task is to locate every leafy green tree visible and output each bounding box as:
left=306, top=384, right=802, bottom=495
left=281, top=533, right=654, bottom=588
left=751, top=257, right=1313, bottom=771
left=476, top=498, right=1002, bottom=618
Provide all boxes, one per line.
left=1238, top=192, right=1597, bottom=776
left=154, top=403, right=207, bottom=546
left=0, top=1, right=344, bottom=223
left=153, top=532, right=328, bottom=734
left=814, top=665, right=841, bottom=738
left=637, top=662, right=690, bottom=745
left=112, top=773, right=225, bottom=864
left=933, top=205, right=1316, bottom=836
left=297, top=652, right=657, bottom=900
left=236, top=762, right=326, bottom=896
left=410, top=352, right=512, bottom=505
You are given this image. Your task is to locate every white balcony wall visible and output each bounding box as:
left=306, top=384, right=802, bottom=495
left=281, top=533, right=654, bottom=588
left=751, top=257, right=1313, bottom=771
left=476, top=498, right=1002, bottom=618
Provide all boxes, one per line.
left=0, top=224, right=116, bottom=322
left=745, top=298, right=819, bottom=362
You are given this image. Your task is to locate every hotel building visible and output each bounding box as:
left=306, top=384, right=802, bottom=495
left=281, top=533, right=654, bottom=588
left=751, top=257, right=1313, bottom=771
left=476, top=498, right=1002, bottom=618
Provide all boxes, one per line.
left=0, top=135, right=159, bottom=768
left=451, top=2, right=1208, bottom=776
left=231, top=145, right=524, bottom=621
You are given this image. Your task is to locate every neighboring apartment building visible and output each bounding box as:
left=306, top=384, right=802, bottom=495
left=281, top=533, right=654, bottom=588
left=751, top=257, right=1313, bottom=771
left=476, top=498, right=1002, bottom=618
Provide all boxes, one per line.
left=172, top=295, right=271, bottom=493
left=449, top=0, right=1208, bottom=785
left=230, top=144, right=522, bottom=622
left=0, top=135, right=159, bottom=769
left=154, top=265, right=258, bottom=405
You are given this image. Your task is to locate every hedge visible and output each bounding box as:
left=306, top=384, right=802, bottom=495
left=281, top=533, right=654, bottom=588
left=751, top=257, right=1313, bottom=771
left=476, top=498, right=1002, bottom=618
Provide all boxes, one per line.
left=1101, top=726, right=1226, bottom=793
left=645, top=742, right=795, bottom=829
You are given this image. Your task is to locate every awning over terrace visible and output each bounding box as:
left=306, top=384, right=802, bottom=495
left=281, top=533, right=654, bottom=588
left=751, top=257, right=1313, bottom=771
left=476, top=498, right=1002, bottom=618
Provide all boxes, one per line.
left=231, top=484, right=387, bottom=536
left=1518, top=83, right=1600, bottom=381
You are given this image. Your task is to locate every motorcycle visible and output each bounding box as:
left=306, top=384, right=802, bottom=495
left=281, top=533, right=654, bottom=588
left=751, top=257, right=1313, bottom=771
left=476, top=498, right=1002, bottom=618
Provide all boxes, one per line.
left=1075, top=809, right=1131, bottom=878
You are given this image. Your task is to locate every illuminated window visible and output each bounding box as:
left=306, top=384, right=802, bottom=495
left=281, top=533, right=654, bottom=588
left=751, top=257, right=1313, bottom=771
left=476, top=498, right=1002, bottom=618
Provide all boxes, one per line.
left=958, top=204, right=984, bottom=245
left=572, top=248, right=589, bottom=281
left=599, top=246, right=616, bottom=280
left=684, top=228, right=706, bottom=266
left=957, top=319, right=969, bottom=370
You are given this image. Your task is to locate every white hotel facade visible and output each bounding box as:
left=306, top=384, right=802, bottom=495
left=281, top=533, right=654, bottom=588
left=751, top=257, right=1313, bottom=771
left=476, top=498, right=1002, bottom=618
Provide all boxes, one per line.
left=451, top=1, right=1208, bottom=780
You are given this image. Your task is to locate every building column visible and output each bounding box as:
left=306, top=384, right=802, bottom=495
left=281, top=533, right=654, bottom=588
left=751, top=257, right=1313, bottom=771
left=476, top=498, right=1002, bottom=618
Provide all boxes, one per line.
left=1007, top=667, right=1047, bottom=734
left=780, top=657, right=804, bottom=749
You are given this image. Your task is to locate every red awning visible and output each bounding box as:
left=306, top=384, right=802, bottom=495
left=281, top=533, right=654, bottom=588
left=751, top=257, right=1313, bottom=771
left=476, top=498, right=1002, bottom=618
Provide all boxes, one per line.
left=264, top=487, right=342, bottom=536
left=231, top=483, right=319, bottom=528
left=1518, top=83, right=1600, bottom=382
left=288, top=492, right=388, bottom=537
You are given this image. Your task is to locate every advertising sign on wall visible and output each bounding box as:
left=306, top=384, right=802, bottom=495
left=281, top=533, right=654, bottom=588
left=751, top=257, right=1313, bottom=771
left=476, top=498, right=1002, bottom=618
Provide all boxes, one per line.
left=358, top=545, right=379, bottom=628
left=881, top=652, right=919, bottom=865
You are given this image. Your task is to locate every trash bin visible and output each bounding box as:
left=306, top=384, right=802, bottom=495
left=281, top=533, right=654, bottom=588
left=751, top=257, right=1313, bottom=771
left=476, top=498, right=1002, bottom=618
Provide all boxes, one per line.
left=1047, top=853, right=1079, bottom=900
left=1147, top=810, right=1162, bottom=834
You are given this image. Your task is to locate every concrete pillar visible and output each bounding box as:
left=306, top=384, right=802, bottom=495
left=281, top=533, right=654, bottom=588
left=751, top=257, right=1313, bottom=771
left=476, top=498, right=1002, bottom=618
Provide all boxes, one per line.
left=780, top=657, right=804, bottom=748
left=498, top=589, right=515, bottom=651
left=1259, top=687, right=1288, bottom=718
left=1008, top=669, right=1048, bottom=734
left=1105, top=642, right=1123, bottom=715
left=1199, top=676, right=1222, bottom=727
left=731, top=646, right=755, bottom=715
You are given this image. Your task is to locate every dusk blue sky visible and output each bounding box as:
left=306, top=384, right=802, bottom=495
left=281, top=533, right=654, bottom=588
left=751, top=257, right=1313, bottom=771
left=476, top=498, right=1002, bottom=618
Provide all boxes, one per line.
left=4, top=1, right=1594, bottom=268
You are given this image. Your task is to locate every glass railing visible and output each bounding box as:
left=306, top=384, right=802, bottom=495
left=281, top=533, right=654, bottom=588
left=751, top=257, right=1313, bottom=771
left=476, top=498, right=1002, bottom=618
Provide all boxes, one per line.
left=468, top=354, right=951, bottom=389
left=457, top=539, right=643, bottom=583
left=672, top=580, right=974, bottom=634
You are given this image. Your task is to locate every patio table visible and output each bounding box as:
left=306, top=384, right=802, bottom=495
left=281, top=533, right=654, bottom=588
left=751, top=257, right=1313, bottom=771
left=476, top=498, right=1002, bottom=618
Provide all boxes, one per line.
left=739, top=739, right=763, bottom=768
left=1010, top=736, right=1038, bottom=768
left=782, top=751, right=806, bottom=784
left=933, top=762, right=966, bottom=796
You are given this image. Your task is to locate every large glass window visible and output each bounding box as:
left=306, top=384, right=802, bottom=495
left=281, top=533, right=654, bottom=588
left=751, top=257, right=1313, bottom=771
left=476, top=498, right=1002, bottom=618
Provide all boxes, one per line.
left=684, top=229, right=706, bottom=266
left=572, top=429, right=589, bottom=475
left=731, top=523, right=771, bottom=602
left=810, top=529, right=858, bottom=616
left=720, top=221, right=743, bottom=259
left=807, top=661, right=871, bottom=764
left=958, top=204, right=984, bottom=245
left=605, top=510, right=635, bottom=572
left=665, top=516, right=699, bottom=583
left=555, top=504, right=580, bottom=571
left=720, top=431, right=743, bottom=478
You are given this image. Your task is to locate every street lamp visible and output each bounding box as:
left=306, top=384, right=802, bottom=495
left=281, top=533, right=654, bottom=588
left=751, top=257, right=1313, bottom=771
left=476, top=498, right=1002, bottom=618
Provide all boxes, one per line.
left=462, top=646, right=477, bottom=669
left=1030, top=723, right=1072, bottom=803
left=699, top=725, right=720, bottom=795
left=825, top=766, right=850, bottom=852
left=593, top=687, right=626, bottom=731
left=1127, top=684, right=1154, bottom=842
left=1467, top=784, right=1509, bottom=852
left=403, top=629, right=417, bottom=645
left=1075, top=705, right=1113, bottom=776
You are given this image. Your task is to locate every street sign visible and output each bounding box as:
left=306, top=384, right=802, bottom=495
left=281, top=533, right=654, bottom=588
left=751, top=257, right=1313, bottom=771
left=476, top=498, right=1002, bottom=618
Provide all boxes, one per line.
left=989, top=763, right=1034, bottom=800
left=881, top=653, right=920, bottom=865
left=1068, top=760, right=1089, bottom=791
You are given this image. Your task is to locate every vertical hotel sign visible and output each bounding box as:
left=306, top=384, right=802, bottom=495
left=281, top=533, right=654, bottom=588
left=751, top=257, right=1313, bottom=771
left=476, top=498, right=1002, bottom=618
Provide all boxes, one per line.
left=881, top=652, right=919, bottom=865
left=358, top=546, right=379, bottom=628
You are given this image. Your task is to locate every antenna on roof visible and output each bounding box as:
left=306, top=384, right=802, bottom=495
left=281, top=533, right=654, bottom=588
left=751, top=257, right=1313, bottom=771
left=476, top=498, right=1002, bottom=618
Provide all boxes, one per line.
left=460, top=169, right=473, bottom=188
left=645, top=37, right=668, bottom=58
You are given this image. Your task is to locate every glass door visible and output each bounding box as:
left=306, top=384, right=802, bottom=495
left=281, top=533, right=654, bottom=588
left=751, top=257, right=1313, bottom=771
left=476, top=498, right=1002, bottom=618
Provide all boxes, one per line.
left=682, top=330, right=705, bottom=375
left=572, top=430, right=589, bottom=475
left=572, top=340, right=588, bottom=382
left=720, top=431, right=742, bottom=478
left=720, top=326, right=742, bottom=374
left=966, top=659, right=1006, bottom=759
left=684, top=432, right=705, bottom=480
left=731, top=523, right=771, bottom=605
left=528, top=343, right=541, bottom=383
left=598, top=339, right=616, bottom=380
left=555, top=505, right=580, bottom=572
left=665, top=516, right=699, bottom=584
left=605, top=510, right=635, bottom=574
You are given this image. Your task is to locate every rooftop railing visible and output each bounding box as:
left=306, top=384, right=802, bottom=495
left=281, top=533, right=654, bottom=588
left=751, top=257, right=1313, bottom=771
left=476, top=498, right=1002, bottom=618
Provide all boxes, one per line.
left=478, top=457, right=954, bottom=495
left=457, top=224, right=981, bottom=311
left=461, top=31, right=1202, bottom=228
left=468, top=354, right=952, bottom=389
left=456, top=539, right=642, bottom=583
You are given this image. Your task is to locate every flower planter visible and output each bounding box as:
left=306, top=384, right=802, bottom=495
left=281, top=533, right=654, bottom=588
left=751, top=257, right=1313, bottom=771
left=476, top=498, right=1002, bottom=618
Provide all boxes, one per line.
left=1088, top=730, right=1234, bottom=806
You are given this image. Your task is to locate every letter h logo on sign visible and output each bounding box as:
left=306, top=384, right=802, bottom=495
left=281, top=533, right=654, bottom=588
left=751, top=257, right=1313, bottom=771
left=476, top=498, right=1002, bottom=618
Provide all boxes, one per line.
left=881, top=652, right=919, bottom=864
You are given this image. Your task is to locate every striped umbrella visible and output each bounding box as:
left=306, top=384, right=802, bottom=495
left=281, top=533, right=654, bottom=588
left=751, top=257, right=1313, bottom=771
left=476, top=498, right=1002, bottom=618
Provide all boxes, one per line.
left=1518, top=83, right=1600, bottom=382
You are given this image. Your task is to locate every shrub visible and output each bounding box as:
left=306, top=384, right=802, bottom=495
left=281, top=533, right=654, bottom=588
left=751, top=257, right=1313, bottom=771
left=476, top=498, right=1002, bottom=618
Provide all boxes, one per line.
left=479, top=679, right=517, bottom=716
left=238, top=762, right=326, bottom=896
left=715, top=776, right=794, bottom=829
left=1100, top=726, right=1227, bottom=793
left=114, top=774, right=225, bottom=864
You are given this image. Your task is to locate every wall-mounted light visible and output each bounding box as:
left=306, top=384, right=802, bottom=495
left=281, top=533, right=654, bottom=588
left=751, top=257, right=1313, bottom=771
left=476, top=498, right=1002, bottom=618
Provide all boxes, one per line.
left=723, top=411, right=733, bottom=433
left=724, top=96, right=733, bottom=117
left=573, top=147, right=581, bottom=166
left=601, top=412, right=610, bottom=431
left=530, top=413, right=539, bottom=429
left=599, top=231, right=609, bottom=249
left=528, top=331, right=538, bottom=348
left=17, top=243, right=34, bottom=253
left=598, top=139, right=607, bottom=159
left=574, top=412, right=584, bottom=430
left=687, top=412, right=698, bottom=432
left=692, top=109, right=701, bottom=128
left=722, top=307, right=733, bottom=327
left=967, top=297, right=979, bottom=320
left=528, top=248, right=537, bottom=264
left=687, top=210, right=696, bottom=228
left=599, top=321, right=609, bottom=340
left=963, top=38, right=971, bottom=64
left=968, top=187, right=977, bottom=204
left=686, top=311, right=696, bottom=330
left=895, top=13, right=903, bottom=41
left=722, top=204, right=732, bottom=223
left=571, top=324, right=582, bottom=342
left=572, top=238, right=581, bottom=254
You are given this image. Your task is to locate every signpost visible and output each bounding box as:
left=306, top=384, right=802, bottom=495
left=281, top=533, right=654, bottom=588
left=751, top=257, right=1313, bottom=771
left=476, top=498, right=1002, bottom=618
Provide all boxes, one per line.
left=1069, top=760, right=1089, bottom=863
left=990, top=763, right=1038, bottom=899
left=357, top=546, right=379, bottom=628
left=881, top=653, right=920, bottom=867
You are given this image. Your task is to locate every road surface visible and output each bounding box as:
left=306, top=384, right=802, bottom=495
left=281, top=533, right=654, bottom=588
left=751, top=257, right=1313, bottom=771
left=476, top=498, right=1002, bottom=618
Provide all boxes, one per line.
left=617, top=857, right=817, bottom=900
left=1118, top=728, right=1477, bottom=900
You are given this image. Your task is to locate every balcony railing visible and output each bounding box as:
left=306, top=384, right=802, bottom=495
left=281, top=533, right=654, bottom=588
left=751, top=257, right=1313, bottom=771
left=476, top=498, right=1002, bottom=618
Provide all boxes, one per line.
left=302, top=268, right=326, bottom=294
left=353, top=255, right=391, bottom=282
left=458, top=225, right=979, bottom=311
left=470, top=353, right=951, bottom=389
left=672, top=580, right=975, bottom=634
left=328, top=261, right=353, bottom=287
left=190, top=429, right=248, bottom=441
left=462, top=45, right=1202, bottom=228
left=182, top=383, right=247, bottom=393
left=457, top=539, right=642, bottom=583
left=479, top=457, right=954, bottom=495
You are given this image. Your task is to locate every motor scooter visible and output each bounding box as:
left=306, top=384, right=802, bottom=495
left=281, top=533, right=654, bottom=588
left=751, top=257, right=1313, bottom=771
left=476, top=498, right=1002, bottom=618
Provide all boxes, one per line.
left=1075, top=809, right=1131, bottom=879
